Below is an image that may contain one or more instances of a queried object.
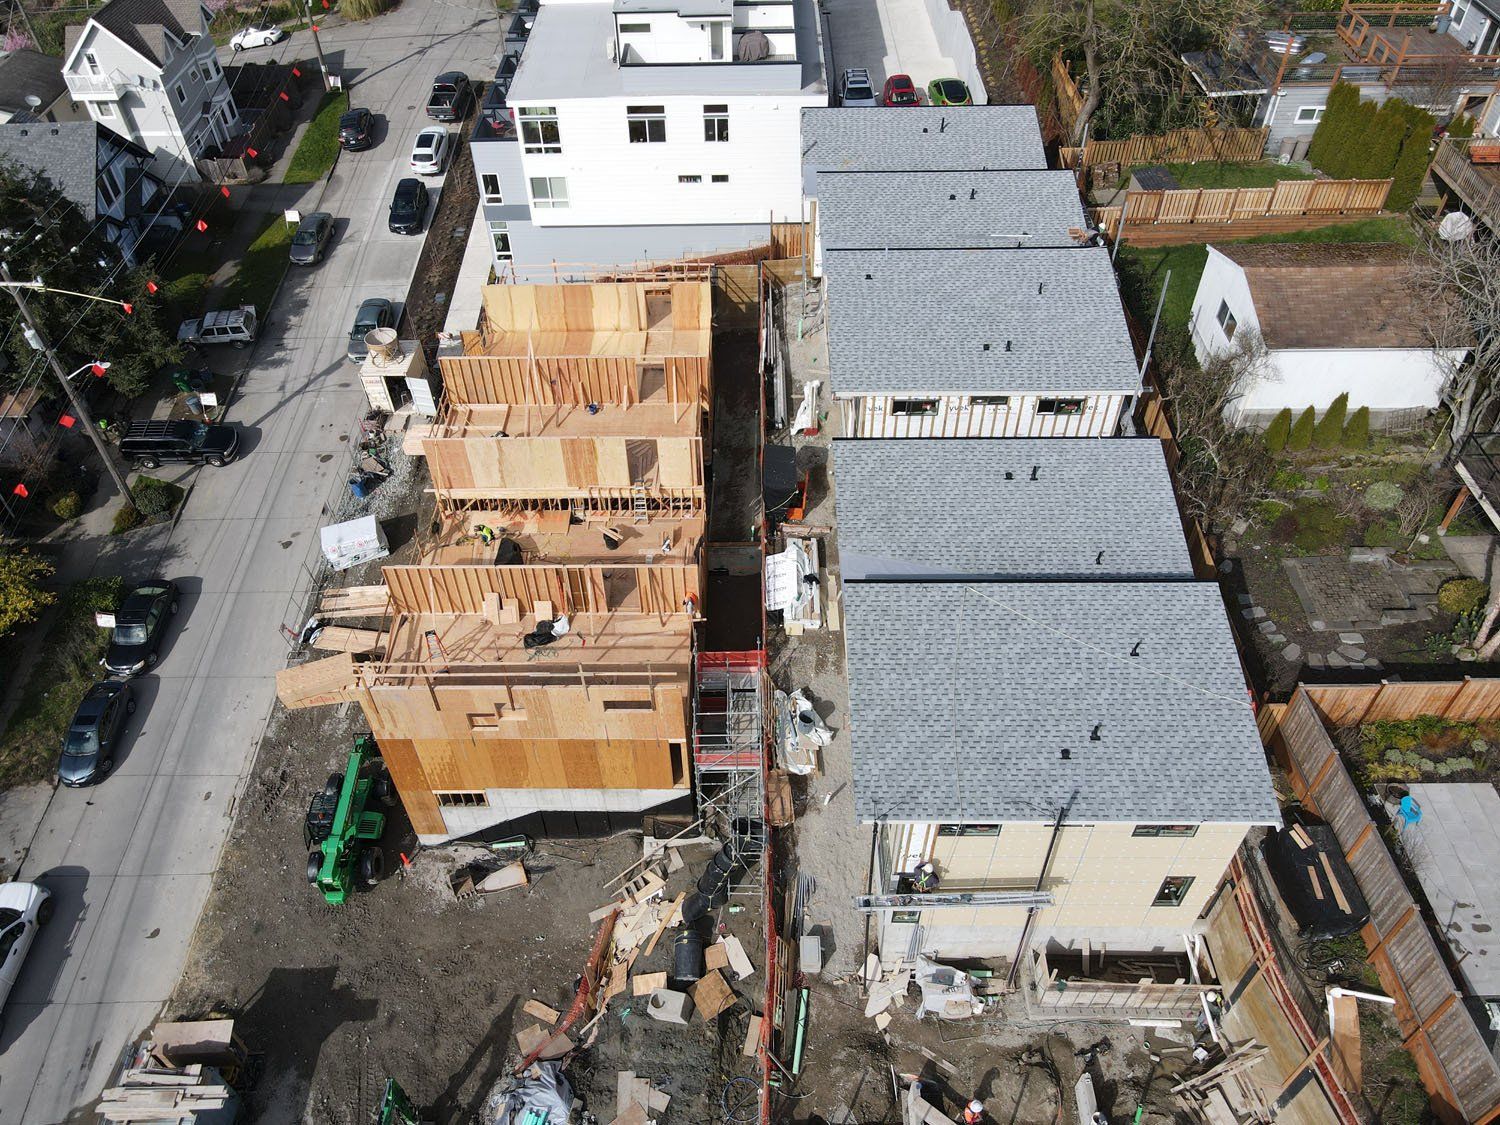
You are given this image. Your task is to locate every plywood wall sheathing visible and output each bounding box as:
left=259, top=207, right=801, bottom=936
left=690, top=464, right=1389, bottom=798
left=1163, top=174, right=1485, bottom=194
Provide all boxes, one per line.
left=381, top=563, right=701, bottom=617
left=423, top=436, right=703, bottom=495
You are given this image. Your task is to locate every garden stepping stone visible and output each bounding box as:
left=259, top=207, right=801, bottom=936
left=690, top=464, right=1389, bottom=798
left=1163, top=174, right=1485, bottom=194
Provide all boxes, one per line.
left=1281, top=643, right=1302, bottom=662
left=1338, top=632, right=1364, bottom=645
left=1243, top=607, right=1267, bottom=620
left=1267, top=635, right=1287, bottom=646
left=1237, top=593, right=1254, bottom=606
left=1327, top=652, right=1349, bottom=668
left=1258, top=621, right=1278, bottom=634
left=1337, top=644, right=1366, bottom=660
left=1306, top=653, right=1326, bottom=669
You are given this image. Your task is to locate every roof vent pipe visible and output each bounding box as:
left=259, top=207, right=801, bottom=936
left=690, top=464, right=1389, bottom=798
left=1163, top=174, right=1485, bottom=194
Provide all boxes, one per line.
left=1129, top=640, right=1142, bottom=657
left=1060, top=748, right=1072, bottom=760
left=1090, top=724, right=1102, bottom=741
left=970, top=188, right=976, bottom=200
left=1095, top=550, right=1104, bottom=565
left=1030, top=465, right=1039, bottom=482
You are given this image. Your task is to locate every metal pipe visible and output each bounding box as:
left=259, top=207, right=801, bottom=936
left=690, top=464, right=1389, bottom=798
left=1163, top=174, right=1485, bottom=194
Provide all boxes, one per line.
left=1006, top=804, right=1068, bottom=990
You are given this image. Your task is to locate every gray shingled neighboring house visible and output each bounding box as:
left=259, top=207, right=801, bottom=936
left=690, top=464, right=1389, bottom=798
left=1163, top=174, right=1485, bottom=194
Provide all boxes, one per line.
left=813, top=170, right=1091, bottom=270
left=842, top=579, right=1278, bottom=962
left=832, top=438, right=1194, bottom=581
left=0, top=120, right=168, bottom=265
left=0, top=49, right=83, bottom=124
left=823, top=246, right=1141, bottom=438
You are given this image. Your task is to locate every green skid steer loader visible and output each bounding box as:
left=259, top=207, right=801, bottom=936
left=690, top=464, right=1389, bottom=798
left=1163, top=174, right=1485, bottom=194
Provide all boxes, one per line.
left=305, top=734, right=393, bottom=905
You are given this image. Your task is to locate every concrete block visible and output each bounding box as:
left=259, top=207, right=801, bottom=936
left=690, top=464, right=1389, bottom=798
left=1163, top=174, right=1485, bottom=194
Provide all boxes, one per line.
left=646, top=988, right=694, bottom=1025
left=800, top=932, right=824, bottom=974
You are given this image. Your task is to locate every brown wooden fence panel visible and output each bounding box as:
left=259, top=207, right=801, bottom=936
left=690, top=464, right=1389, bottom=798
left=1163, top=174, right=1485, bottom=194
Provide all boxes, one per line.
left=1346, top=839, right=1409, bottom=934
left=1069, top=126, right=1270, bottom=168
left=1308, top=750, right=1368, bottom=845
left=1384, top=917, right=1461, bottom=1023
left=1052, top=53, right=1084, bottom=135
left=1429, top=1005, right=1500, bottom=1121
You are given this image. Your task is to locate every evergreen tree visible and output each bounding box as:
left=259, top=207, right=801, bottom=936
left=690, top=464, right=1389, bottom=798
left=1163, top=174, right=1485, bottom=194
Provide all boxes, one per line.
left=1449, top=114, right=1477, bottom=139
left=1387, top=108, right=1437, bottom=210
left=1343, top=405, right=1370, bottom=449
left=1288, top=406, right=1317, bottom=451
left=1313, top=392, right=1349, bottom=447
left=1358, top=102, right=1408, bottom=179
left=1308, top=82, right=1358, bottom=171
left=1329, top=101, right=1379, bottom=179
left=1264, top=408, right=1293, bottom=454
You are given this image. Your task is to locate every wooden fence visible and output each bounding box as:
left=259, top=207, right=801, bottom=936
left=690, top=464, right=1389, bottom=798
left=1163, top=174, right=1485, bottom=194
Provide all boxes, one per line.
left=1270, top=688, right=1500, bottom=1124
left=1059, top=127, right=1270, bottom=170
left=1257, top=676, right=1500, bottom=731
left=1051, top=52, right=1085, bottom=137
left=1093, top=178, right=1392, bottom=239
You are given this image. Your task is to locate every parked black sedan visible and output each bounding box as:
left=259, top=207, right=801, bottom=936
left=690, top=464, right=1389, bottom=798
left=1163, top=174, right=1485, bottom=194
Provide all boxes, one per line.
left=388, top=177, right=429, bottom=235
left=102, top=579, right=178, bottom=676
left=338, top=107, right=374, bottom=150
left=59, top=680, right=135, bottom=785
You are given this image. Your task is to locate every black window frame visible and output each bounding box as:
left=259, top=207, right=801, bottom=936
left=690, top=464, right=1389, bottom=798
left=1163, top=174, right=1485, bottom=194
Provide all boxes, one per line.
left=703, top=103, right=729, bottom=142
left=626, top=104, right=667, bottom=144
left=891, top=909, right=921, bottom=924
left=936, top=824, right=1001, bottom=837
left=1152, top=875, right=1196, bottom=907
left=1132, top=824, right=1198, bottom=838
left=969, top=395, right=1010, bottom=408
left=1216, top=299, right=1237, bottom=340
left=890, top=398, right=939, bottom=417
left=1036, top=397, right=1085, bottom=416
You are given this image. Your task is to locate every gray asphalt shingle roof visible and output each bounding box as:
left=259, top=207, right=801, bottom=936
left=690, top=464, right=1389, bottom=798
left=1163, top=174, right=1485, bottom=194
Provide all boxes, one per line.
left=802, top=106, right=1046, bottom=173
left=78, top=0, right=204, bottom=66
left=0, top=50, right=68, bottom=115
left=816, top=170, right=1088, bottom=250
left=0, top=121, right=110, bottom=218
left=844, top=581, right=1279, bottom=825
left=823, top=247, right=1140, bottom=395
left=833, top=439, right=1194, bottom=581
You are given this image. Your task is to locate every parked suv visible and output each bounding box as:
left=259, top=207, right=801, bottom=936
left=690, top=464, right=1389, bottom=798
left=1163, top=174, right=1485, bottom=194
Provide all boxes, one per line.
left=178, top=305, right=258, bottom=348
left=840, top=68, right=879, bottom=106
left=120, top=420, right=239, bottom=470
left=338, top=107, right=374, bottom=150
left=388, top=178, right=429, bottom=235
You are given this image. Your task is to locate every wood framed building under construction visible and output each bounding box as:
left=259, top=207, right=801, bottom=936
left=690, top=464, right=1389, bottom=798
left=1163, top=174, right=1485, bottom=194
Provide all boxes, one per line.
left=278, top=279, right=713, bottom=842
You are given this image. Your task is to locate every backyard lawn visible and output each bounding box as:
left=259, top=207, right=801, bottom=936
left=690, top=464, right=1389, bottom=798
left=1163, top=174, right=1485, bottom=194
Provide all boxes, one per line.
left=283, top=90, right=349, bottom=184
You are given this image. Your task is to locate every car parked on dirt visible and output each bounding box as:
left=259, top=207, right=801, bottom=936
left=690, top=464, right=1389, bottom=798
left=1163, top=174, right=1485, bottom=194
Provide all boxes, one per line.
left=120, top=419, right=239, bottom=470
left=926, top=77, right=972, bottom=106
left=0, top=881, right=54, bottom=1029
left=839, top=68, right=879, bottom=106
left=410, top=127, right=451, bottom=175
left=347, top=298, right=395, bottom=363
left=338, top=107, right=374, bottom=150
left=177, top=305, right=257, bottom=348
left=882, top=74, right=920, bottom=106
left=59, top=680, right=135, bottom=785
left=388, top=178, right=429, bottom=235
left=426, top=72, right=474, bottom=121
left=229, top=23, right=286, bottom=50
left=289, top=211, right=334, bottom=265
left=104, top=579, right=179, bottom=677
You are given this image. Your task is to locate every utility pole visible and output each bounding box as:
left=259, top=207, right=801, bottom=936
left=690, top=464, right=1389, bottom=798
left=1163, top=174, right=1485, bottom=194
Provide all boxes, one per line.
left=304, top=0, right=334, bottom=92
left=0, top=262, right=134, bottom=507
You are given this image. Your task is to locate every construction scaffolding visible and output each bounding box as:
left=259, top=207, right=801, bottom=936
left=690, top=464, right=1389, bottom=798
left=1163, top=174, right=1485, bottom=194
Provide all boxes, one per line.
left=693, top=650, right=769, bottom=894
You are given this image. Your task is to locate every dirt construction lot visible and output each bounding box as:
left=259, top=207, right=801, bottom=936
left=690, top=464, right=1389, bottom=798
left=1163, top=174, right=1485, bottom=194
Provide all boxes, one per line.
left=169, top=698, right=763, bottom=1125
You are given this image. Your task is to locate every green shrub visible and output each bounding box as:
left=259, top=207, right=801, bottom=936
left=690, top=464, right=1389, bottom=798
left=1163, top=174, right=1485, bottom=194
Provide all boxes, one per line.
left=1438, top=577, right=1489, bottom=615
left=340, top=0, right=391, bottom=19
left=1309, top=82, right=1359, bottom=172
left=1357, top=103, right=1408, bottom=179
left=1343, top=405, right=1370, bottom=448
left=1365, top=479, right=1404, bottom=511
left=1449, top=114, right=1477, bottom=139
left=132, top=475, right=184, bottom=518
left=1314, top=392, right=1348, bottom=447
left=51, top=491, right=82, bottom=520
left=1287, top=406, right=1316, bottom=451
left=112, top=505, right=143, bottom=534
left=1264, top=408, right=1293, bottom=453
left=1387, top=122, right=1435, bottom=211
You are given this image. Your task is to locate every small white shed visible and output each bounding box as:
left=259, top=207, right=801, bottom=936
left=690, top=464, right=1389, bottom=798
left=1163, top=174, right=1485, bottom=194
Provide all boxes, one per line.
left=1189, top=242, right=1468, bottom=430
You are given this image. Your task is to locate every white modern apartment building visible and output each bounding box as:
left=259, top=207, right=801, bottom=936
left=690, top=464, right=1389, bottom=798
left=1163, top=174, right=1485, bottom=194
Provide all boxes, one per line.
left=61, top=0, right=240, bottom=183
left=471, top=0, right=826, bottom=278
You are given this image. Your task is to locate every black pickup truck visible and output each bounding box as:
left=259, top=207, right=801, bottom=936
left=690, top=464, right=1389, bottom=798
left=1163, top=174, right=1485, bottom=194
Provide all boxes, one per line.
left=426, top=72, right=475, bottom=121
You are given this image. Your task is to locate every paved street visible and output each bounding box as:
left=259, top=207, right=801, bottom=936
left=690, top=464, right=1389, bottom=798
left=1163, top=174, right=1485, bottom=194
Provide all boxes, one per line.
left=0, top=5, right=498, bottom=1120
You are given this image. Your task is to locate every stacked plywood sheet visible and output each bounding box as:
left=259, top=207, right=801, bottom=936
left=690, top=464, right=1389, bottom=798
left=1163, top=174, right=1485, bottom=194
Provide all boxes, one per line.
left=98, top=1064, right=237, bottom=1122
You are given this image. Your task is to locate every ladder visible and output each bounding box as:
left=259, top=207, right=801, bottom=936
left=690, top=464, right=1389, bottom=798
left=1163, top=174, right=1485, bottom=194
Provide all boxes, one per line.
left=631, top=483, right=649, bottom=523
left=423, top=629, right=449, bottom=671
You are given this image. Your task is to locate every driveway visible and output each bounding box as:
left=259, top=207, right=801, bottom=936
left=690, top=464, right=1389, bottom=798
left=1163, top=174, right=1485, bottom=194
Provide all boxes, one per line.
left=0, top=5, right=498, bottom=1121
left=822, top=0, right=983, bottom=101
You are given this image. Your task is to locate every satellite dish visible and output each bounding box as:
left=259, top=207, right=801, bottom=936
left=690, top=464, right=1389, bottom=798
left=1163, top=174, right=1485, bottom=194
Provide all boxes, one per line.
left=1438, top=211, right=1475, bottom=241
left=23, top=95, right=41, bottom=108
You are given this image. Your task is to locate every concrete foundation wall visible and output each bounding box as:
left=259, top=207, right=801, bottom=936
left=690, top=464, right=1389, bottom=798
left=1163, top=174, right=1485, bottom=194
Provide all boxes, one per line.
left=428, top=785, right=685, bottom=843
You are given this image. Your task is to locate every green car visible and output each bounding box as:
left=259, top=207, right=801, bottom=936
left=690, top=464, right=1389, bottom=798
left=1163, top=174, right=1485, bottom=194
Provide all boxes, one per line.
left=927, top=78, right=973, bottom=106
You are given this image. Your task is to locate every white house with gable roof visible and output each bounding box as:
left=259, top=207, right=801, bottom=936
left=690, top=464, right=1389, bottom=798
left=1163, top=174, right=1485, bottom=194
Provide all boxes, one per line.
left=61, top=0, right=240, bottom=183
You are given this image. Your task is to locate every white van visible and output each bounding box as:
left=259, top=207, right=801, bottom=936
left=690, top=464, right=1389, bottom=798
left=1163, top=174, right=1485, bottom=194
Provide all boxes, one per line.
left=178, top=305, right=258, bottom=348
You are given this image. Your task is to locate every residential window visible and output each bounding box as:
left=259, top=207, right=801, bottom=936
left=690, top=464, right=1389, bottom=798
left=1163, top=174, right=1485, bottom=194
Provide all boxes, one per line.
left=1294, top=105, right=1324, bottom=124
left=679, top=174, right=701, bottom=183
left=1216, top=299, right=1237, bottom=340
left=97, top=102, right=117, bottom=119
left=619, top=20, right=651, bottom=31
left=435, top=790, right=490, bottom=808
left=174, top=82, right=186, bottom=104
left=1453, top=0, right=1469, bottom=25
left=969, top=395, right=1010, bottom=407
left=627, top=105, right=666, bottom=143
left=935, top=824, right=1000, bottom=837
left=519, top=106, right=561, bottom=154
left=529, top=175, right=569, bottom=208
left=890, top=398, right=939, bottom=416
left=891, top=910, right=921, bottom=924
left=704, top=103, right=729, bottom=142
left=1036, top=397, right=1084, bottom=416
left=711, top=173, right=729, bottom=183
left=84, top=51, right=102, bottom=75
left=481, top=173, right=503, bottom=203
left=1152, top=875, right=1196, bottom=907
left=98, top=165, right=121, bottom=208
left=218, top=103, right=234, bottom=127
left=1132, top=824, right=1199, bottom=838
left=489, top=221, right=512, bottom=261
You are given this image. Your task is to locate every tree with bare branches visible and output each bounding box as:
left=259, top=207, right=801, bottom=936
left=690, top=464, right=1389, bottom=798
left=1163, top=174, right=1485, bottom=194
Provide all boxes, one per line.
left=1020, top=0, right=1266, bottom=141
left=1407, top=230, right=1500, bottom=449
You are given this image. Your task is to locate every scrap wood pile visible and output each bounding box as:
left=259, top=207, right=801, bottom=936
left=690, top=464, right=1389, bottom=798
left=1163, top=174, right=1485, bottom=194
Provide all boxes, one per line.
left=1172, top=1041, right=1273, bottom=1124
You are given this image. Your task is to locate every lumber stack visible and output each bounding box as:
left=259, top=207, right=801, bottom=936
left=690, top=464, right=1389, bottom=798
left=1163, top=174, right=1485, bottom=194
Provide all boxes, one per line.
left=98, top=1064, right=235, bottom=1122
left=316, top=584, right=392, bottom=619
left=1173, top=1042, right=1273, bottom=1123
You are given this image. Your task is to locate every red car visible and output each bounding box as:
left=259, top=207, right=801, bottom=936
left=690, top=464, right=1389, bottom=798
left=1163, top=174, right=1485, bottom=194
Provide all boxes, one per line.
left=882, top=74, right=920, bottom=107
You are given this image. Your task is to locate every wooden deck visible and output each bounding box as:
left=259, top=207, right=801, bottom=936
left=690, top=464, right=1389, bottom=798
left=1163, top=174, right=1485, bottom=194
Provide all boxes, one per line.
left=1432, top=139, right=1500, bottom=233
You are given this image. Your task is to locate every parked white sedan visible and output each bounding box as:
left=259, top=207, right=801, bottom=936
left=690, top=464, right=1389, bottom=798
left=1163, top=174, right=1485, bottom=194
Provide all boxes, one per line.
left=229, top=24, right=287, bottom=50
left=409, top=127, right=451, bottom=176
left=0, top=881, right=53, bottom=1029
